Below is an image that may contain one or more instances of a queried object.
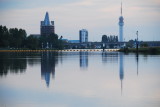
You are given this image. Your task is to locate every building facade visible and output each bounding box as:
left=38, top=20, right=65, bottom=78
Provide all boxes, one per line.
left=79, top=29, right=88, bottom=43
left=119, top=2, right=124, bottom=42
left=41, top=12, right=55, bottom=36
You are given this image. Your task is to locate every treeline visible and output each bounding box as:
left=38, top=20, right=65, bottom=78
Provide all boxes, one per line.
left=102, top=35, right=118, bottom=43
left=0, top=25, right=63, bottom=49
left=0, top=25, right=26, bottom=48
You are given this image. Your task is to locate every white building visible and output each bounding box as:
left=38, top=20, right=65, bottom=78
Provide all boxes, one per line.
left=79, top=29, right=88, bottom=43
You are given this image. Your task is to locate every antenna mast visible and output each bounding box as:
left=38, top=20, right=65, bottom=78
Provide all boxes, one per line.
left=121, top=1, right=122, bottom=16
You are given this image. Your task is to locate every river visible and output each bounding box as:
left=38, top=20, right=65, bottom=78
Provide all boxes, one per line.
left=0, top=51, right=160, bottom=107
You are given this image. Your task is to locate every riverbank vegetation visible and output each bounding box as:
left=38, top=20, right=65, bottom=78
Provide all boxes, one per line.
left=0, top=25, right=64, bottom=50
left=119, top=47, right=160, bottom=54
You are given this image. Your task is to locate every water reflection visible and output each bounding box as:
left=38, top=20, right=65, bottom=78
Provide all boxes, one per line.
left=0, top=51, right=160, bottom=107
left=101, top=52, right=124, bottom=94
left=0, top=51, right=145, bottom=91
left=27, top=53, right=41, bottom=66
left=41, top=52, right=58, bottom=87
left=0, top=52, right=27, bottom=76
left=102, top=52, right=118, bottom=63
left=119, top=52, right=124, bottom=95
left=0, top=52, right=58, bottom=88
left=79, top=52, right=88, bottom=69
left=136, top=53, right=139, bottom=76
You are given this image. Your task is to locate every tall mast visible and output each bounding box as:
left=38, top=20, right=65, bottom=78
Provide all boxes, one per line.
left=121, top=1, right=122, bottom=16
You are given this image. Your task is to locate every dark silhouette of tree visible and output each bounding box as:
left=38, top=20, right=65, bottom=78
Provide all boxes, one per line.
left=0, top=25, right=27, bottom=48
left=102, top=35, right=108, bottom=43
left=126, top=40, right=134, bottom=48
left=40, top=33, right=64, bottom=49
left=101, top=35, right=118, bottom=43
left=0, top=25, right=10, bottom=48
left=26, top=35, right=39, bottom=49
left=10, top=28, right=27, bottom=48
left=0, top=25, right=64, bottom=49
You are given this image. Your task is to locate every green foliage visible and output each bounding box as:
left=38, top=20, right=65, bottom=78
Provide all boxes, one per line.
left=26, top=35, right=39, bottom=50
left=0, top=25, right=10, bottom=47
left=140, top=43, right=148, bottom=47
left=0, top=25, right=27, bottom=48
left=126, top=40, right=134, bottom=48
left=0, top=25, right=64, bottom=50
left=102, top=35, right=107, bottom=43
left=40, top=33, right=64, bottom=49
left=102, top=35, right=118, bottom=43
left=119, top=47, right=160, bottom=54
left=9, top=28, right=26, bottom=48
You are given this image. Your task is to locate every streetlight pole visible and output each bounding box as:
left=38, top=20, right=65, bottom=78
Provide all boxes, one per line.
left=136, top=31, right=139, bottom=53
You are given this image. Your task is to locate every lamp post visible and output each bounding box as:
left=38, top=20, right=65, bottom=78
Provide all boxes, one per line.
left=136, top=31, right=139, bottom=53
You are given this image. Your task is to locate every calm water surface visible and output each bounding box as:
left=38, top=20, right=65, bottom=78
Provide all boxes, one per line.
left=0, top=51, right=160, bottom=107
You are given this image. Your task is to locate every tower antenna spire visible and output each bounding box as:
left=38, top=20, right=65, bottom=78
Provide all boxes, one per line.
left=121, top=1, right=123, bottom=16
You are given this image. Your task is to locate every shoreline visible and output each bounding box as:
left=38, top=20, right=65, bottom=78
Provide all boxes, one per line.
left=119, top=47, right=160, bottom=54
left=1, top=47, right=160, bottom=54
left=0, top=49, right=119, bottom=52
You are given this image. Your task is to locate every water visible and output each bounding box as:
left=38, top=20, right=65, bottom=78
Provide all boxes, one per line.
left=0, top=51, right=160, bottom=107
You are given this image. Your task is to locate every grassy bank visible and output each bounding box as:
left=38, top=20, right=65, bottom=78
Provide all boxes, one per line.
left=119, top=47, right=160, bottom=54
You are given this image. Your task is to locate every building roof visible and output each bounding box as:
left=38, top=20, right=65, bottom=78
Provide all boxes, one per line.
left=44, top=12, right=50, bottom=26
left=69, top=40, right=80, bottom=43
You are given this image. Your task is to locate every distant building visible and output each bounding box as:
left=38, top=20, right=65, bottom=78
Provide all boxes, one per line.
left=61, top=39, right=69, bottom=43
left=79, top=29, right=88, bottom=43
left=41, top=12, right=55, bottom=36
left=69, top=40, right=80, bottom=43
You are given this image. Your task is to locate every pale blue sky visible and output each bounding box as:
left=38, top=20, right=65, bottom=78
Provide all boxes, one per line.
left=0, top=0, right=160, bottom=41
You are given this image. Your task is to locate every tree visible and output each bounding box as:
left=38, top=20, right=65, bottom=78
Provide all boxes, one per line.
left=140, top=43, right=148, bottom=47
left=26, top=35, right=39, bottom=50
left=0, top=25, right=64, bottom=49
left=0, top=25, right=10, bottom=48
left=19, top=29, right=27, bottom=48
left=9, top=27, right=27, bottom=48
left=102, top=35, right=107, bottom=43
left=40, top=33, right=63, bottom=49
left=126, top=40, right=134, bottom=48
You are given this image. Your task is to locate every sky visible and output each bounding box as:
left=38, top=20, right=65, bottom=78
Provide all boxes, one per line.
left=0, top=0, right=160, bottom=41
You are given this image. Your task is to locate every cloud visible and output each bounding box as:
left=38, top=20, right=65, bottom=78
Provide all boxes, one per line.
left=0, top=0, right=160, bottom=41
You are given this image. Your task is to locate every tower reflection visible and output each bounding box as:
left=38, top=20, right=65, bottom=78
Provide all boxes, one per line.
left=119, top=52, right=124, bottom=95
left=102, top=52, right=118, bottom=63
left=79, top=52, right=88, bottom=69
left=41, top=52, right=58, bottom=87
